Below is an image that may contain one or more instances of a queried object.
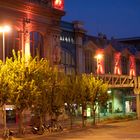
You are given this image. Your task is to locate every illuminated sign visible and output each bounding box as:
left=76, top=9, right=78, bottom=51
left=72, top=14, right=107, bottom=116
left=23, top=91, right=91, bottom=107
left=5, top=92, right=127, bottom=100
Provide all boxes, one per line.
left=52, top=0, right=64, bottom=10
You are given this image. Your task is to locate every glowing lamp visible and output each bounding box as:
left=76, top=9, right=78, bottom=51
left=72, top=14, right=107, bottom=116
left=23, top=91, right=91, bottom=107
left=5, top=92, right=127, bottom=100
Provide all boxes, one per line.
left=0, top=25, right=11, bottom=32
left=52, top=0, right=64, bottom=10
left=107, top=90, right=112, bottom=94
left=0, top=25, right=11, bottom=63
left=95, top=54, right=103, bottom=60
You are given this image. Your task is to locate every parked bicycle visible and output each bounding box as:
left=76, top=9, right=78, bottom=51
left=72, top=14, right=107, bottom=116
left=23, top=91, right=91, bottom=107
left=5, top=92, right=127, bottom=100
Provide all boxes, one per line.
left=45, top=119, right=63, bottom=133
left=3, top=129, right=14, bottom=140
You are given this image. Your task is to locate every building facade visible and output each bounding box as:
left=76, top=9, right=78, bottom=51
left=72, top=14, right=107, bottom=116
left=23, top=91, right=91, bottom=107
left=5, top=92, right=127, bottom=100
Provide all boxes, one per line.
left=60, top=21, right=140, bottom=117
left=0, top=0, right=140, bottom=125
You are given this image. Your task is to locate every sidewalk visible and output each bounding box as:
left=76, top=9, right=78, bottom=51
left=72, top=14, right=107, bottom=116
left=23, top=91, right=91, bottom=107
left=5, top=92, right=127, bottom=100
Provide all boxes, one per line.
left=0, top=113, right=136, bottom=140
left=0, top=118, right=93, bottom=140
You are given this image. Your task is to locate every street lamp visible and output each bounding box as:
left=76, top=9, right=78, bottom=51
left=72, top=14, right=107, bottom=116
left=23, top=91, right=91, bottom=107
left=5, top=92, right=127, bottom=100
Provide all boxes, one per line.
left=0, top=25, right=11, bottom=135
left=0, top=25, right=11, bottom=63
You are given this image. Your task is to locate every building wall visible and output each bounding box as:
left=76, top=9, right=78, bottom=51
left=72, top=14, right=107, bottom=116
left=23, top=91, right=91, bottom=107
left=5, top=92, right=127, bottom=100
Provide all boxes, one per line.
left=0, top=0, right=65, bottom=66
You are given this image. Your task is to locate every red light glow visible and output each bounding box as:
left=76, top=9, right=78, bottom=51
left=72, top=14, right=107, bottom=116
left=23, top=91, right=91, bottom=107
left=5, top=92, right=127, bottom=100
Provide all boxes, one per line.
left=129, top=56, right=136, bottom=76
left=114, top=53, right=121, bottom=75
left=52, top=0, right=64, bottom=10
left=25, top=32, right=30, bottom=61
left=95, top=50, right=104, bottom=74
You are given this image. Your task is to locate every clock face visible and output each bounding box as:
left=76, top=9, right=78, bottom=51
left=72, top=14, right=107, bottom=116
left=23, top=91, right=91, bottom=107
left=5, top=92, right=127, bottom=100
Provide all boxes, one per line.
left=52, top=0, right=64, bottom=10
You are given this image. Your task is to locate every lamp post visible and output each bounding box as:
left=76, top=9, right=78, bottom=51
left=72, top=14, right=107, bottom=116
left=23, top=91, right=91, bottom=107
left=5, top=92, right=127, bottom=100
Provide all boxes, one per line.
left=0, top=25, right=11, bottom=134
left=0, top=25, right=11, bottom=63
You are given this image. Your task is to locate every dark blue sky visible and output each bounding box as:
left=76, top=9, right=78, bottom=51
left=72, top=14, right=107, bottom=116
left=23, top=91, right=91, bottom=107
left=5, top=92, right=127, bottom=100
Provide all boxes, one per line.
left=62, top=0, right=140, bottom=39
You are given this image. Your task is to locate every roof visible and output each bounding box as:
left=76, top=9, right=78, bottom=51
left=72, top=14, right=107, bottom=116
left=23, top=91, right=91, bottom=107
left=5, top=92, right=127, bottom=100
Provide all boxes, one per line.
left=117, top=37, right=140, bottom=42
left=60, top=21, right=74, bottom=32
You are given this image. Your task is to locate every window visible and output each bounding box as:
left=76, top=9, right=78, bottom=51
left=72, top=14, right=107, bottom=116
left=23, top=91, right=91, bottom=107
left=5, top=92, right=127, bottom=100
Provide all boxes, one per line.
left=121, top=56, right=128, bottom=75
left=85, top=50, right=93, bottom=73
left=105, top=54, right=113, bottom=74
left=4, top=30, right=21, bottom=58
left=30, top=31, right=44, bottom=59
left=61, top=50, right=75, bottom=74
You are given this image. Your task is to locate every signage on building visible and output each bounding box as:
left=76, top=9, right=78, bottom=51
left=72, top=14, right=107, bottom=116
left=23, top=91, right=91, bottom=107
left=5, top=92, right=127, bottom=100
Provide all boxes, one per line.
left=52, top=0, right=64, bottom=10
left=5, top=105, right=15, bottom=110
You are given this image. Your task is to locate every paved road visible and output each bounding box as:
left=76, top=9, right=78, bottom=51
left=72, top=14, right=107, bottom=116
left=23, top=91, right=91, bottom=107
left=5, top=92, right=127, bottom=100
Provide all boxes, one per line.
left=6, top=120, right=140, bottom=140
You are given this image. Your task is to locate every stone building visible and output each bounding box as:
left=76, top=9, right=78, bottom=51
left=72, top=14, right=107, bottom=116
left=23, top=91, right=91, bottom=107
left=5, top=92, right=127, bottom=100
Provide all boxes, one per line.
left=0, top=0, right=140, bottom=125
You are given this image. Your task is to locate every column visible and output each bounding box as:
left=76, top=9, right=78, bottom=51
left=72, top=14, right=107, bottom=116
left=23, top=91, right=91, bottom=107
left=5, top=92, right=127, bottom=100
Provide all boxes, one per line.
left=136, top=94, right=140, bottom=119
left=122, top=93, right=126, bottom=115
left=73, top=21, right=86, bottom=74
left=20, top=31, right=24, bottom=57
left=23, top=18, right=31, bottom=61
left=24, top=31, right=30, bottom=61
left=52, top=34, right=61, bottom=65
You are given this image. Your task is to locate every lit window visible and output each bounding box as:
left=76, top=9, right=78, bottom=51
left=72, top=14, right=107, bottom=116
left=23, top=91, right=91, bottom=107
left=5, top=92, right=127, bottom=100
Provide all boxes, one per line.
left=71, top=38, right=74, bottom=44
left=62, top=36, right=64, bottom=41
left=68, top=37, right=71, bottom=43
left=65, top=37, right=68, bottom=42
left=60, top=36, right=62, bottom=41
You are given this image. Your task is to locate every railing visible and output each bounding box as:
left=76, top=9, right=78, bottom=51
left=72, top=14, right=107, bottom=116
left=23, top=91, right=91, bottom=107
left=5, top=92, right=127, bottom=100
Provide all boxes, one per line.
left=94, top=74, right=138, bottom=88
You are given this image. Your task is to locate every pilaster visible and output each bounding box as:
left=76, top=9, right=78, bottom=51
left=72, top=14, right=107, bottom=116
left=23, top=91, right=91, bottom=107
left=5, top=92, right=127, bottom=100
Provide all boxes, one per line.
left=73, top=21, right=86, bottom=74
left=136, top=94, right=140, bottom=119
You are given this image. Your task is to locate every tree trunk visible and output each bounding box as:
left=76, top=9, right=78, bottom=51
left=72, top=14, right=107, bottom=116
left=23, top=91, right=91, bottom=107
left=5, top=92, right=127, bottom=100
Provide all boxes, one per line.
left=70, top=110, right=73, bottom=129
left=92, top=105, right=97, bottom=126
left=68, top=105, right=73, bottom=129
left=3, top=104, right=7, bottom=137
left=82, top=103, right=86, bottom=128
left=18, top=111, right=24, bottom=136
left=39, top=114, right=44, bottom=134
left=92, top=109, right=96, bottom=125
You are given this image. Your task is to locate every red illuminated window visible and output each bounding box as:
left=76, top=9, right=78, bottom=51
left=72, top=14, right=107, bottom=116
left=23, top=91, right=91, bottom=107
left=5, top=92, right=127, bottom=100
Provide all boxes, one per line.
left=52, top=0, right=64, bottom=10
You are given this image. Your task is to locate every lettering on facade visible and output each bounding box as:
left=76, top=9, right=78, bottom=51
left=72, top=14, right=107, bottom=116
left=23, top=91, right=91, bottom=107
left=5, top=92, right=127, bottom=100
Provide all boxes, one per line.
left=129, top=56, right=136, bottom=76
left=114, top=53, right=121, bottom=75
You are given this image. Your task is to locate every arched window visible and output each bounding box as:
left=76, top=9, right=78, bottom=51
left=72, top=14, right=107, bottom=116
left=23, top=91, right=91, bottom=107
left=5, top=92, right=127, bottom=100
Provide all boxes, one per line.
left=121, top=56, right=129, bottom=75
left=2, top=30, right=21, bottom=58
left=30, top=31, right=44, bottom=59
left=105, top=53, right=113, bottom=74
left=85, top=50, right=93, bottom=74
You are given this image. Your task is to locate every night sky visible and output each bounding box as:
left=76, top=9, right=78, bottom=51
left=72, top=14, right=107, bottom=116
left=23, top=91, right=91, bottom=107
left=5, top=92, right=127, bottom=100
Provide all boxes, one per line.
left=62, top=0, right=140, bottom=39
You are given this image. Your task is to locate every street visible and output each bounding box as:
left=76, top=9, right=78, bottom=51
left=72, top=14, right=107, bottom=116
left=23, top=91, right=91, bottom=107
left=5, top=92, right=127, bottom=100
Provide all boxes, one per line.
left=17, top=120, right=140, bottom=140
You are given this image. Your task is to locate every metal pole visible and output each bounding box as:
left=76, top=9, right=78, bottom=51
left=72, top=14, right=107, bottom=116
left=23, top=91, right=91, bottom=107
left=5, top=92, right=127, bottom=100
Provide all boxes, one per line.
left=2, top=31, right=7, bottom=134
left=3, top=31, right=5, bottom=63
left=3, top=104, right=7, bottom=133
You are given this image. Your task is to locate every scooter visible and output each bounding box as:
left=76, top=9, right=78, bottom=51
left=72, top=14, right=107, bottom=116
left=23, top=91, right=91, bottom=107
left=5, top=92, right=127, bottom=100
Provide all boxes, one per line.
left=32, top=125, right=45, bottom=135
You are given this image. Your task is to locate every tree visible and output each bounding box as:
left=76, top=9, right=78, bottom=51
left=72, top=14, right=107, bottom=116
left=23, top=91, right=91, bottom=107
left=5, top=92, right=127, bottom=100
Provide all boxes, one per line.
left=0, top=60, right=11, bottom=134
left=2, top=51, right=37, bottom=136
left=87, top=74, right=109, bottom=125
left=62, top=74, right=77, bottom=129
left=30, top=62, right=64, bottom=133
left=75, top=74, right=90, bottom=127
left=29, top=59, right=53, bottom=133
